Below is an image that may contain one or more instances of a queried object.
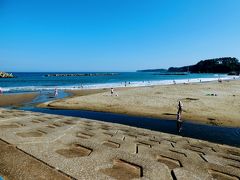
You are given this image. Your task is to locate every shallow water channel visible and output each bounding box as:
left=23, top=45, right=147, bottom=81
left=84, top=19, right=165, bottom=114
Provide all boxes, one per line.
left=18, top=90, right=240, bottom=148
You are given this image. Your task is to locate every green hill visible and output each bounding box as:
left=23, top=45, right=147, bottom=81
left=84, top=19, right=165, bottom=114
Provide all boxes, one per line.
left=168, top=57, right=240, bottom=74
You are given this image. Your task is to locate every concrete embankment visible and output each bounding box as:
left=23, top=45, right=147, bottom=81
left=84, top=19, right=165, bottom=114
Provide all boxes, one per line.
left=0, top=108, right=239, bottom=179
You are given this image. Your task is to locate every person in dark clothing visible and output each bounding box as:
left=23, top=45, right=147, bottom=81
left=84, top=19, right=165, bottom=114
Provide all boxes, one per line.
left=176, top=100, right=183, bottom=133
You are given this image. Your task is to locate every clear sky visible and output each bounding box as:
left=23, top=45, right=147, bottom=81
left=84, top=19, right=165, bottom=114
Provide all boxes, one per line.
left=1, top=0, right=240, bottom=72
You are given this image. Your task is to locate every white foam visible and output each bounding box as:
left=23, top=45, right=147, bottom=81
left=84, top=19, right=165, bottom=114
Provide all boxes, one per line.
left=2, top=75, right=239, bottom=93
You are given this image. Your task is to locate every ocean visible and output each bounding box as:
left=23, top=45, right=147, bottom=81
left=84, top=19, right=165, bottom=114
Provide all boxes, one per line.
left=0, top=72, right=237, bottom=93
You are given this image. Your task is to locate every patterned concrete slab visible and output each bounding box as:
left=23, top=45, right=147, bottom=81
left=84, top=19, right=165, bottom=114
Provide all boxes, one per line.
left=0, top=108, right=239, bottom=180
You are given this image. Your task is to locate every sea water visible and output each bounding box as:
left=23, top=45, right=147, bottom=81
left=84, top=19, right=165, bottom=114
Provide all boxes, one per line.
left=0, top=72, right=238, bottom=93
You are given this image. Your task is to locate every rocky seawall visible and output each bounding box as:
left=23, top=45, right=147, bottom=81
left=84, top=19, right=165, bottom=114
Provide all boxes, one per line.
left=0, top=72, right=14, bottom=78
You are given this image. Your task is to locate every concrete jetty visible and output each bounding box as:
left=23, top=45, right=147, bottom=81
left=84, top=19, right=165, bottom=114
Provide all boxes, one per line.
left=0, top=108, right=239, bottom=179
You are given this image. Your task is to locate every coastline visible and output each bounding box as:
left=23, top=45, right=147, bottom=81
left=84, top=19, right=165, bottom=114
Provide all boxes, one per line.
left=1, top=73, right=237, bottom=93
left=0, top=93, right=38, bottom=107
left=38, top=79, right=240, bottom=127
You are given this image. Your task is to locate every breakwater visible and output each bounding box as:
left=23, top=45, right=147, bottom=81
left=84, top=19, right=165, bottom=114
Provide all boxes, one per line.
left=0, top=72, right=14, bottom=78
left=45, top=73, right=119, bottom=77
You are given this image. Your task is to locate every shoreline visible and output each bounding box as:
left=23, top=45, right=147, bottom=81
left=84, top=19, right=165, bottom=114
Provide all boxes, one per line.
left=2, top=74, right=239, bottom=93
left=38, top=79, right=240, bottom=127
left=38, top=103, right=233, bottom=128
left=37, top=104, right=232, bottom=128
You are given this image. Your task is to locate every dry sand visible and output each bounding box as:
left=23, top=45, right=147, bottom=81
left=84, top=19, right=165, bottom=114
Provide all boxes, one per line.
left=39, top=80, right=240, bottom=127
left=0, top=93, right=38, bottom=107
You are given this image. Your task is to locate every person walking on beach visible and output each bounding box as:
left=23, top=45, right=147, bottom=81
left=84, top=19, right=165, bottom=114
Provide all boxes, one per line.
left=176, top=100, right=183, bottom=133
left=0, top=87, right=2, bottom=95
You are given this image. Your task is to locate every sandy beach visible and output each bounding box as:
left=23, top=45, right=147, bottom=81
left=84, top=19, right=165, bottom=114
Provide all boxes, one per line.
left=0, top=93, right=38, bottom=107
left=39, top=80, right=240, bottom=127
left=66, top=88, right=109, bottom=97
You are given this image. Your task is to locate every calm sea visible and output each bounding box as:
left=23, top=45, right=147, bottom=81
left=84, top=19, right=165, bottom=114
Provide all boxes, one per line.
left=0, top=72, right=237, bottom=93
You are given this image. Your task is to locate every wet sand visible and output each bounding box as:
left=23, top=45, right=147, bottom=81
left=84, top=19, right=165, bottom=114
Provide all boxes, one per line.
left=39, top=80, right=240, bottom=127
left=66, top=87, right=135, bottom=97
left=0, top=93, right=38, bottom=107
left=66, top=88, right=109, bottom=97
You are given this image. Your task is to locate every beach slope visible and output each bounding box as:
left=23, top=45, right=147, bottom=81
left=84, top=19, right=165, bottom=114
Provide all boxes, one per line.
left=0, top=93, right=38, bottom=107
left=39, top=80, right=240, bottom=127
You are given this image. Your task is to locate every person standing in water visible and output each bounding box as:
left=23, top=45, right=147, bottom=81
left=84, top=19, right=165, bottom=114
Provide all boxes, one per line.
left=176, top=100, right=184, bottom=133
left=54, top=88, right=58, bottom=97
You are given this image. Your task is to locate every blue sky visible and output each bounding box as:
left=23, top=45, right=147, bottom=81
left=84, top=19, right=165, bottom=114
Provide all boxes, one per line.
left=1, top=0, right=240, bottom=72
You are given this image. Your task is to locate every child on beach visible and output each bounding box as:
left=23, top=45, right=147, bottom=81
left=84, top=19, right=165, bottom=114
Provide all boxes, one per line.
left=110, top=88, right=118, bottom=96
left=110, top=88, right=114, bottom=95
left=176, top=100, right=183, bottom=133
